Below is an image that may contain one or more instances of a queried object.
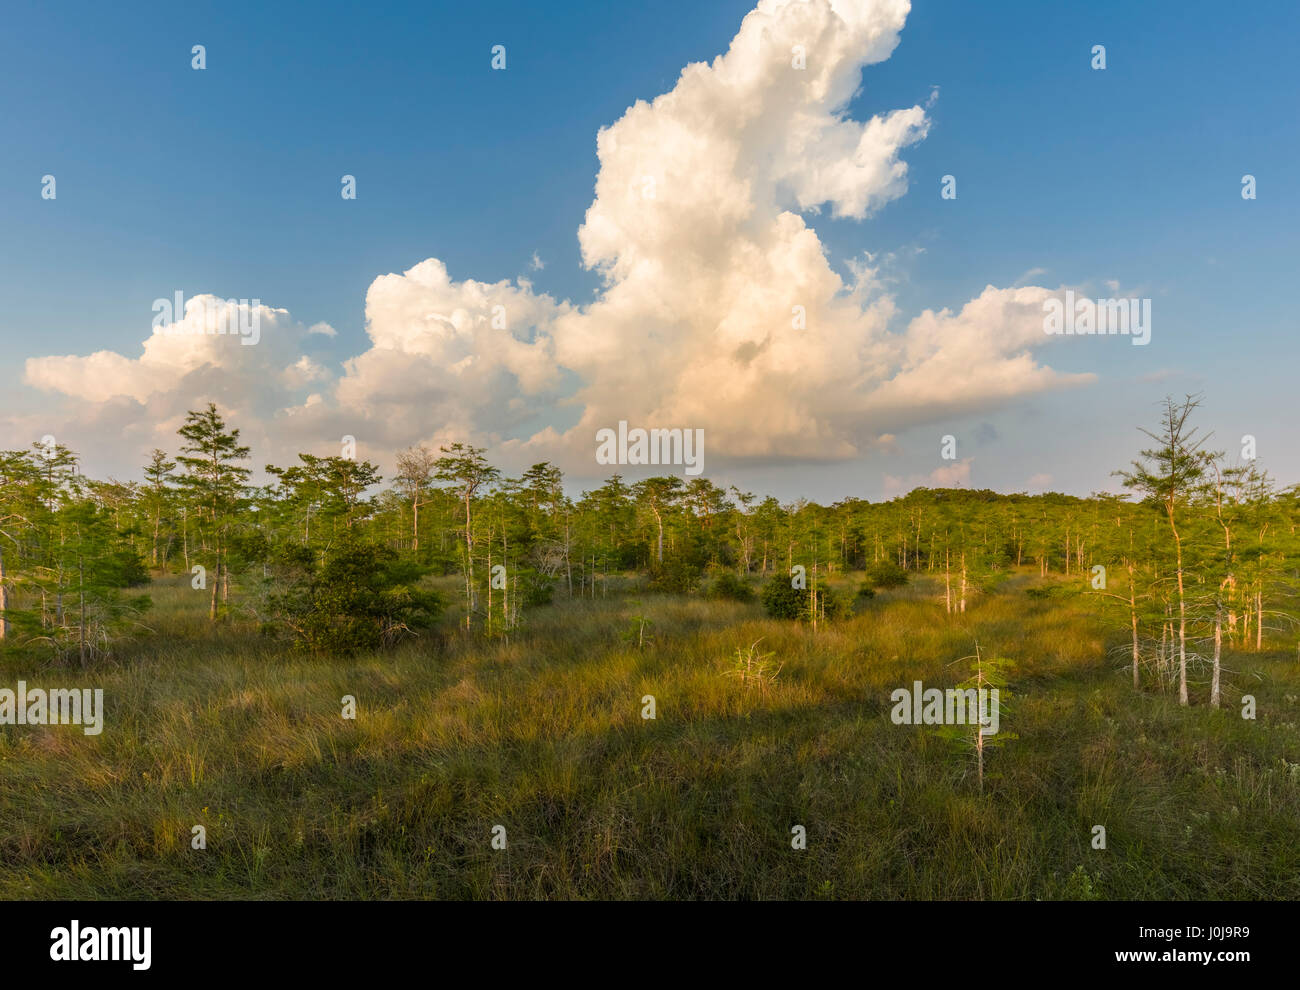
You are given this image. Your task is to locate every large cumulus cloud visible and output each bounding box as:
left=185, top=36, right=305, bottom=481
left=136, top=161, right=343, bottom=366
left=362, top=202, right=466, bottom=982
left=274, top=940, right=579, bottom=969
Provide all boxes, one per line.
left=9, top=0, right=1090, bottom=479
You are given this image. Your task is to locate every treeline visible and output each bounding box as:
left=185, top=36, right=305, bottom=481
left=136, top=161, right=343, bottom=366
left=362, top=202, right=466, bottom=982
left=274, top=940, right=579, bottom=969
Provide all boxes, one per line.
left=1, top=398, right=1298, bottom=695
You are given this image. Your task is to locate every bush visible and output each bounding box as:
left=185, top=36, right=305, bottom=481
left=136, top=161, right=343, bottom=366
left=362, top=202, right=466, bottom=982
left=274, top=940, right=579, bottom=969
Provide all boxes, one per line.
left=519, top=568, right=555, bottom=608
left=865, top=560, right=908, bottom=590
left=707, top=572, right=755, bottom=602
left=648, top=557, right=702, bottom=594
left=760, top=575, right=850, bottom=622
left=760, top=573, right=805, bottom=619
left=106, top=548, right=150, bottom=588
left=270, top=539, right=442, bottom=655
left=818, top=588, right=852, bottom=620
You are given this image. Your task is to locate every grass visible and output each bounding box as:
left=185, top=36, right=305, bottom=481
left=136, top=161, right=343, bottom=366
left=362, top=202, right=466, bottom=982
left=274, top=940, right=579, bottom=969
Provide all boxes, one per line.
left=1, top=570, right=1298, bottom=900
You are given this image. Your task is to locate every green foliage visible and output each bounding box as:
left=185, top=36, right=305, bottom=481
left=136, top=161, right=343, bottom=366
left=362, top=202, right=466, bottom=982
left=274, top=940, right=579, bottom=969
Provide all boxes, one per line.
left=518, top=568, right=556, bottom=608
left=760, top=573, right=805, bottom=619
left=934, top=650, right=1019, bottom=792
left=706, top=572, right=755, bottom=602
left=269, top=539, right=441, bottom=655
left=865, top=560, right=909, bottom=590
left=104, top=547, right=150, bottom=588
left=759, top=573, right=849, bottom=622
left=648, top=556, right=702, bottom=594
left=818, top=587, right=852, bottom=620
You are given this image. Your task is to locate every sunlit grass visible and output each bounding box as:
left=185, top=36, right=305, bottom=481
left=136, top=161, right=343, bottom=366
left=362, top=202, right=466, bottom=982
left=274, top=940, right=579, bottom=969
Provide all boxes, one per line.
left=0, top=570, right=1297, bottom=899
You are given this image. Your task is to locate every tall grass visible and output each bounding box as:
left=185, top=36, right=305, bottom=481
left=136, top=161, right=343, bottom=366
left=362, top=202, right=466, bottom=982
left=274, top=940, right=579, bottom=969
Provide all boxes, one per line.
left=1, top=571, right=1297, bottom=899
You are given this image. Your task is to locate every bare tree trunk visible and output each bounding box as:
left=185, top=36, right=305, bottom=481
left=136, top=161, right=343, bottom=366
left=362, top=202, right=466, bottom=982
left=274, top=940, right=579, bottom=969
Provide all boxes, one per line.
left=465, top=492, right=474, bottom=631
left=565, top=515, right=573, bottom=598
left=944, top=546, right=952, bottom=614
left=1211, top=605, right=1222, bottom=708
left=810, top=557, right=818, bottom=633
left=209, top=556, right=219, bottom=621
left=1171, top=518, right=1188, bottom=706
left=0, top=544, right=8, bottom=641
left=78, top=554, right=86, bottom=668
left=960, top=553, right=967, bottom=614
left=1128, top=563, right=1139, bottom=689
left=1164, top=613, right=1175, bottom=680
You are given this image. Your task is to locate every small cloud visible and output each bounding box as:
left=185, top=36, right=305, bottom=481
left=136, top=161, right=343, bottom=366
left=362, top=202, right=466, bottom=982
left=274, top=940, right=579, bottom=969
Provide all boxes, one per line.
left=529, top=252, right=545, bottom=271
left=1138, top=368, right=1181, bottom=384
left=929, top=458, right=972, bottom=488
left=307, top=322, right=337, bottom=337
left=883, top=457, right=972, bottom=498
left=871, top=433, right=899, bottom=455
left=1012, top=267, right=1047, bottom=287
left=281, top=355, right=330, bottom=388
left=1027, top=472, right=1053, bottom=490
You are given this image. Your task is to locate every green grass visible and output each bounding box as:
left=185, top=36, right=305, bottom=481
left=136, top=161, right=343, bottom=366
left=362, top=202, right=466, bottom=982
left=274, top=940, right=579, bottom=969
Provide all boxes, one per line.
left=1, top=571, right=1298, bottom=899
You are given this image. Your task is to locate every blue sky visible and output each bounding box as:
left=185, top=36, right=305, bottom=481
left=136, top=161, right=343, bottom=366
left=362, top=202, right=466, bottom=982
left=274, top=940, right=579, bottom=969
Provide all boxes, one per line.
left=2, top=0, right=1297, bottom=500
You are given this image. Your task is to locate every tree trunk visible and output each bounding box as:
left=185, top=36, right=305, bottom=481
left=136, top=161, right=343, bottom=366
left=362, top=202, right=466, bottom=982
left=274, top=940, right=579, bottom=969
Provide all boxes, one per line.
left=565, top=515, right=573, bottom=598
left=78, top=554, right=86, bottom=668
left=0, top=543, right=8, bottom=641
left=1170, top=512, right=1188, bottom=706
left=1128, top=563, right=1139, bottom=690
left=944, top=547, right=951, bottom=614
left=465, top=492, right=475, bottom=630
left=1211, top=605, right=1222, bottom=708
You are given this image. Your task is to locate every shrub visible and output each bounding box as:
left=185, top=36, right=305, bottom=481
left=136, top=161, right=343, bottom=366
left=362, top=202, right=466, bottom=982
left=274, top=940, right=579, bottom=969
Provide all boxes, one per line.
left=648, top=557, right=702, bottom=594
left=760, top=574, right=850, bottom=622
left=760, top=573, right=805, bottom=619
left=518, top=568, right=555, bottom=608
left=818, top=588, right=852, bottom=620
left=708, top=572, right=755, bottom=602
left=106, top=548, right=150, bottom=588
left=269, top=539, right=442, bottom=655
left=865, top=560, right=908, bottom=590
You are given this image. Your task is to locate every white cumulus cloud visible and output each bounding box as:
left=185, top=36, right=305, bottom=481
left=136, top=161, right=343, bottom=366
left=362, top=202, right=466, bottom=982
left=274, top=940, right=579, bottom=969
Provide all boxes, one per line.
left=10, top=0, right=1090, bottom=482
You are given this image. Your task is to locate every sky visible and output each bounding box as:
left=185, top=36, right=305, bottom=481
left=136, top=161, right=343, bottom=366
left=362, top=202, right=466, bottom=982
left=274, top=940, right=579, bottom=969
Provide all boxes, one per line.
left=1, top=0, right=1297, bottom=503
